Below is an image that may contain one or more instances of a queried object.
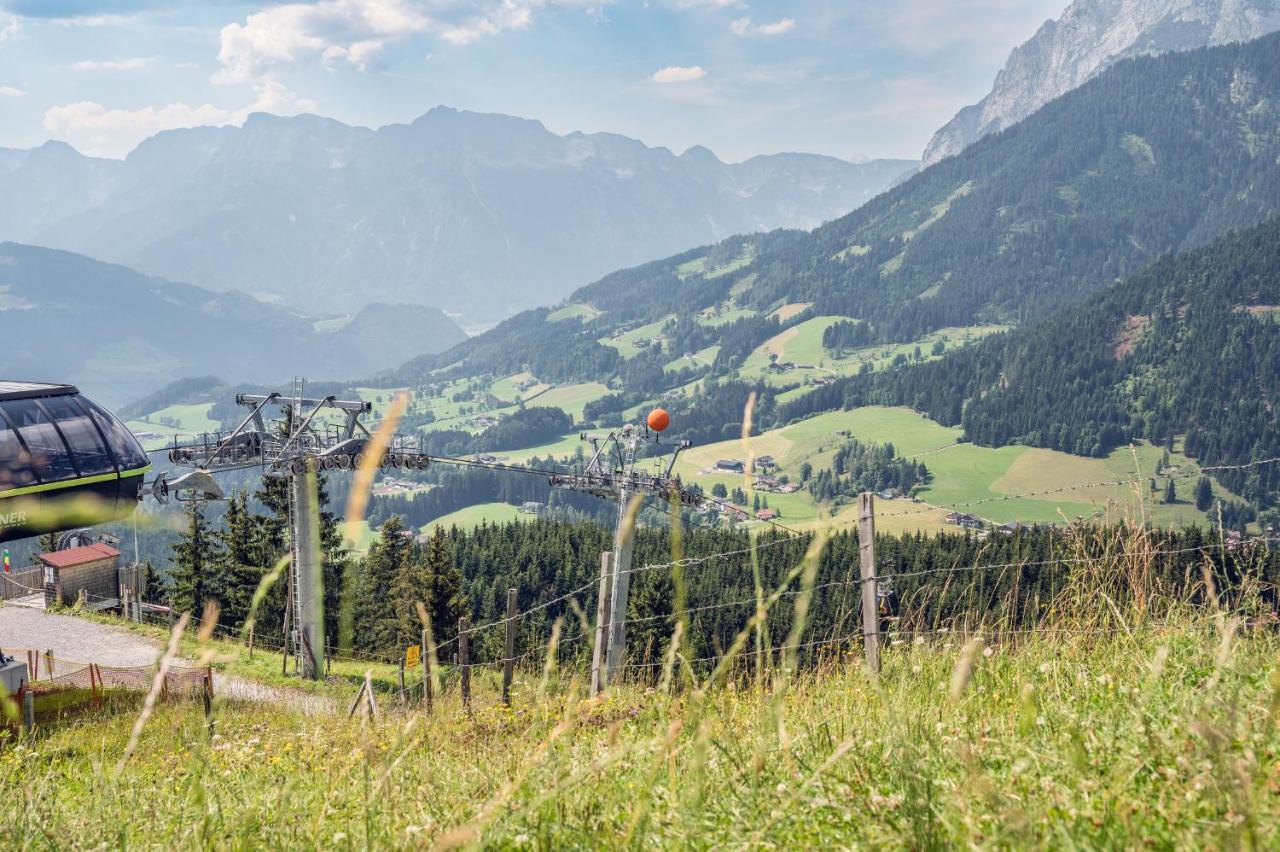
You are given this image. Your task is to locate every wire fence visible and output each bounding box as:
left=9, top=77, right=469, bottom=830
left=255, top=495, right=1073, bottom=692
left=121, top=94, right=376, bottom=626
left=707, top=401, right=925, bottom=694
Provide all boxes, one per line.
left=7, top=454, right=1279, bottom=718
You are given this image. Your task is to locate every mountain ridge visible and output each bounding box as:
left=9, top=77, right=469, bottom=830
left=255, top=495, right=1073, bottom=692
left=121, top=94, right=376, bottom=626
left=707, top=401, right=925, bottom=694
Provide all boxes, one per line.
left=1, top=106, right=917, bottom=324
left=922, top=0, right=1280, bottom=166
left=0, top=242, right=466, bottom=405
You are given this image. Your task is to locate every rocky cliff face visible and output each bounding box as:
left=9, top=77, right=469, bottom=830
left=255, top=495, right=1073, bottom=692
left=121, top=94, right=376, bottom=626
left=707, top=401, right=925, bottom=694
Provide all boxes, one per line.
left=922, top=0, right=1280, bottom=166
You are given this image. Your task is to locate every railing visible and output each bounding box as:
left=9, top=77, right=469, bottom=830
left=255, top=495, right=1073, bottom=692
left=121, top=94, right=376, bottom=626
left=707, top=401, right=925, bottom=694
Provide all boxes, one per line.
left=2, top=568, right=45, bottom=601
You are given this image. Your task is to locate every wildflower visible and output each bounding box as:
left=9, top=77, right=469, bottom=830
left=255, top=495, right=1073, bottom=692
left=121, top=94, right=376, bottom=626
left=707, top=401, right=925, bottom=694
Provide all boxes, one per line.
left=1039, top=663, right=1051, bottom=675
left=982, top=646, right=994, bottom=658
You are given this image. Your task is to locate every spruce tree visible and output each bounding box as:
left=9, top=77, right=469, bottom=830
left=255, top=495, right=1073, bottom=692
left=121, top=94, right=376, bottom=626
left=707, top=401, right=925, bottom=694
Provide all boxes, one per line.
left=1194, top=477, right=1214, bottom=512
left=423, top=526, right=465, bottom=642
left=354, top=516, right=412, bottom=654
left=1164, top=479, right=1177, bottom=504
left=218, top=493, right=261, bottom=630
left=170, top=501, right=224, bottom=615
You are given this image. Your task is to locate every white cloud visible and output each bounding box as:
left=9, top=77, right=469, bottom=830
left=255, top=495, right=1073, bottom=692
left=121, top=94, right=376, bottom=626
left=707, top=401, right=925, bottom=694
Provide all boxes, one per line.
left=43, top=82, right=317, bottom=158
left=650, top=65, right=706, bottom=84
left=730, top=16, right=795, bottom=37
left=70, top=57, right=156, bottom=71
left=755, top=18, right=795, bottom=36
left=0, top=85, right=25, bottom=97
left=0, top=12, right=20, bottom=42
left=216, top=0, right=608, bottom=83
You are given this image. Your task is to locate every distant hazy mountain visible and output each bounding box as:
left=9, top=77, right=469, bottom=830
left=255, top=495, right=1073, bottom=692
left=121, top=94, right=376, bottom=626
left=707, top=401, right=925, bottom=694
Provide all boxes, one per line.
left=399, top=32, right=1280, bottom=386
left=922, top=0, right=1280, bottom=166
left=0, top=243, right=465, bottom=405
left=0, top=108, right=917, bottom=325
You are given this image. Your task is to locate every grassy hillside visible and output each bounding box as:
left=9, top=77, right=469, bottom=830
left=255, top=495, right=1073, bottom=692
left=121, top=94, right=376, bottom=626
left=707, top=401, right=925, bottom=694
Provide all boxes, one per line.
left=8, top=615, right=1278, bottom=848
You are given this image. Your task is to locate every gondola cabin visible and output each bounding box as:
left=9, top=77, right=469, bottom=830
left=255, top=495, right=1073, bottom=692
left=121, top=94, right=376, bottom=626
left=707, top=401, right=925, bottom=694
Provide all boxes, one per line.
left=0, top=382, right=150, bottom=543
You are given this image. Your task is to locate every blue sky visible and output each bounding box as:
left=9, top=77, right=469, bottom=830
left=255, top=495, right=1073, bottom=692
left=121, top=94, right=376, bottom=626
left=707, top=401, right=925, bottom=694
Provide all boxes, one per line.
left=0, top=0, right=1066, bottom=161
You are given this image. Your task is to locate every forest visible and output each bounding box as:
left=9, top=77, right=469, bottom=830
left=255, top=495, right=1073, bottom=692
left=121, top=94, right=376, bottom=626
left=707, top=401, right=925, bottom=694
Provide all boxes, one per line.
left=779, top=217, right=1280, bottom=517
left=156, top=475, right=1280, bottom=667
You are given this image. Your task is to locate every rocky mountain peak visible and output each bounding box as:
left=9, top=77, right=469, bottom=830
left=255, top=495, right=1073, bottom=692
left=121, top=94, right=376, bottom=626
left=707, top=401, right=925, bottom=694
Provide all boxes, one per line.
left=922, top=0, right=1280, bottom=167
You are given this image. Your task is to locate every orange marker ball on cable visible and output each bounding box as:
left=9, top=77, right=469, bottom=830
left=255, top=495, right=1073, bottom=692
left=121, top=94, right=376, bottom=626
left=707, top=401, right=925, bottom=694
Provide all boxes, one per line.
left=647, top=408, right=671, bottom=433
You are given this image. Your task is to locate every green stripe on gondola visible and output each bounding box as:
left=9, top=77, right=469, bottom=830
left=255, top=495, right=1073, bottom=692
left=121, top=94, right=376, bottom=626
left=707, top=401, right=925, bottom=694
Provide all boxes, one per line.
left=0, top=464, right=152, bottom=500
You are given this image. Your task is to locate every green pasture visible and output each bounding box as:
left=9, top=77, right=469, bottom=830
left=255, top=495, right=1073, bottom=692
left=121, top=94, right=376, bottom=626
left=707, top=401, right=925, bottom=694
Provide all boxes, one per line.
left=545, top=303, right=601, bottom=323
left=598, top=316, right=674, bottom=360
left=422, top=502, right=525, bottom=534
left=526, top=382, right=611, bottom=422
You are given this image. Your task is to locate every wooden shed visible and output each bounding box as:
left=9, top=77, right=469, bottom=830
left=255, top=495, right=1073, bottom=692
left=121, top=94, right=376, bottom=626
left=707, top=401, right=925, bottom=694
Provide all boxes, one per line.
left=38, top=542, right=121, bottom=609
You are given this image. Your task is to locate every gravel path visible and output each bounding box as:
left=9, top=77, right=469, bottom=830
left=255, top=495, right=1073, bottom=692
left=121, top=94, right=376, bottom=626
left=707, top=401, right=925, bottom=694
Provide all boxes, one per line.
left=0, top=605, right=336, bottom=715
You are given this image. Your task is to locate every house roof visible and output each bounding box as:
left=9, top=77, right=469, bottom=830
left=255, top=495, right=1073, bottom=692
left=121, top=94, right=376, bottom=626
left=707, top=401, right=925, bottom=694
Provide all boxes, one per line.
left=39, top=542, right=120, bottom=569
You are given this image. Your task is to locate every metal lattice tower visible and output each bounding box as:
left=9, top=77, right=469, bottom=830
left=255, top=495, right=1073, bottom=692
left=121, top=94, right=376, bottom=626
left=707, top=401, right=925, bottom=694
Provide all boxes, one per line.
left=551, top=424, right=694, bottom=684
left=161, top=386, right=427, bottom=679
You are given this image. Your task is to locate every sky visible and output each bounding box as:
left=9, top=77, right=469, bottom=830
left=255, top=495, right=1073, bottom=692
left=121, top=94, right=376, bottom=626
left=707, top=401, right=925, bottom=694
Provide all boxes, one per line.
left=0, top=0, right=1068, bottom=162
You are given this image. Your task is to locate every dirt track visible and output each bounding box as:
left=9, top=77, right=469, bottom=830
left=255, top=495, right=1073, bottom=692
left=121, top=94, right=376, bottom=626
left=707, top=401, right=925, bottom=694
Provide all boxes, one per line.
left=0, top=605, right=335, bottom=715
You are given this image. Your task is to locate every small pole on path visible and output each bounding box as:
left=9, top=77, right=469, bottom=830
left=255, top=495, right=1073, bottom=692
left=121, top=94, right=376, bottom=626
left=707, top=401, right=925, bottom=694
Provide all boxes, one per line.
left=21, top=688, right=34, bottom=733
left=502, top=588, right=517, bottom=706
left=858, top=492, right=881, bottom=674
left=591, top=552, right=614, bottom=697
left=421, top=628, right=433, bottom=713
left=458, top=617, right=471, bottom=711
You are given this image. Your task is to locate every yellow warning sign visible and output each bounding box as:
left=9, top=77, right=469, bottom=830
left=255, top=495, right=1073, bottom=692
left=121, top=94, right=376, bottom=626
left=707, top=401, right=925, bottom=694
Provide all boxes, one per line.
left=405, top=645, right=421, bottom=668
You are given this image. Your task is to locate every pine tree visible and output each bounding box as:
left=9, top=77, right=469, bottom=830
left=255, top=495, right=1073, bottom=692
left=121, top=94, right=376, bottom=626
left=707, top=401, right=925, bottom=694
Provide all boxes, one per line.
left=37, top=531, right=59, bottom=554
left=1164, top=479, right=1177, bottom=504
left=140, top=560, right=168, bottom=604
left=218, top=493, right=262, bottom=629
left=170, top=501, right=225, bottom=615
left=354, top=516, right=413, bottom=654
left=1194, top=476, right=1213, bottom=512
left=423, top=526, right=464, bottom=641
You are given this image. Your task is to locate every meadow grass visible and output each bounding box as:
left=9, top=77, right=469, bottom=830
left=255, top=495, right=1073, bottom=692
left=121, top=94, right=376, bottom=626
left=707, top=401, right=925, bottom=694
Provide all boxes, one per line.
left=4, top=614, right=1278, bottom=849
left=525, top=383, right=612, bottom=423
left=422, top=502, right=527, bottom=535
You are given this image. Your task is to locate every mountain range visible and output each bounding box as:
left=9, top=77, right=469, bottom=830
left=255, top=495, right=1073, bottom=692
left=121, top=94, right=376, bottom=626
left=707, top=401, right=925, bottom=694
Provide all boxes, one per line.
left=922, top=0, right=1280, bottom=166
left=0, top=242, right=466, bottom=406
left=0, top=108, right=916, bottom=326
left=406, top=32, right=1280, bottom=387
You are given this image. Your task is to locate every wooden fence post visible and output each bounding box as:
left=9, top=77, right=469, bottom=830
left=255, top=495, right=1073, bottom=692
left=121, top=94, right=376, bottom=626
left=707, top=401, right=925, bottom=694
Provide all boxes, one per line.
left=398, top=659, right=406, bottom=706
left=247, top=624, right=255, bottom=660
left=44, top=649, right=54, bottom=678
left=421, top=628, right=433, bottom=713
left=502, top=588, right=517, bottom=706
left=591, top=552, right=614, bottom=697
left=858, top=492, right=881, bottom=673
left=459, top=617, right=471, bottom=711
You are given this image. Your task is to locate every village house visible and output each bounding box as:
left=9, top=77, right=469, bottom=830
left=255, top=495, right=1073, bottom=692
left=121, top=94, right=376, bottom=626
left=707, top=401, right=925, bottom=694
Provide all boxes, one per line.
left=944, top=512, right=983, bottom=530
left=518, top=501, right=543, bottom=515
left=715, top=459, right=745, bottom=474
left=756, top=508, right=780, bottom=521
